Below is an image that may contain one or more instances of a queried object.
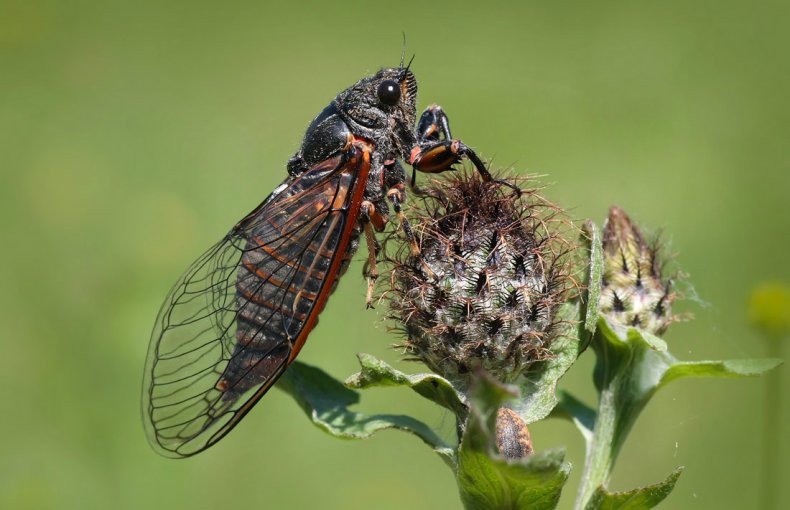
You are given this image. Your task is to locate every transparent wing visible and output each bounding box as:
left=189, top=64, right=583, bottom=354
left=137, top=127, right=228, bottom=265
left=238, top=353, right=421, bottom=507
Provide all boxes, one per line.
left=142, top=149, right=369, bottom=457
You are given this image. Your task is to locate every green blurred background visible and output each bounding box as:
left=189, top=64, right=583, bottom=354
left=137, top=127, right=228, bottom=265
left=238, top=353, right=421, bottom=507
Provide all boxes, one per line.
left=2, top=0, right=788, bottom=508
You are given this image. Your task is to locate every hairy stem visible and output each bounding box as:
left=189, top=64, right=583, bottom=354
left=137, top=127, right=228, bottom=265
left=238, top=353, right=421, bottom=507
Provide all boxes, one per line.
left=574, top=380, right=618, bottom=509
left=574, top=330, right=644, bottom=510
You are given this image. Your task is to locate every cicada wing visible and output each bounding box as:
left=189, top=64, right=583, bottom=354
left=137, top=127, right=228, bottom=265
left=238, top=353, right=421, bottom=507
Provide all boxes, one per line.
left=143, top=149, right=370, bottom=458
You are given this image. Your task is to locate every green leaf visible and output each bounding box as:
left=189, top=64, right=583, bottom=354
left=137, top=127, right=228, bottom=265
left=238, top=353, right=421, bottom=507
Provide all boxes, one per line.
left=595, top=316, right=782, bottom=392
left=457, top=372, right=570, bottom=510
left=585, top=467, right=683, bottom=510
left=459, top=448, right=571, bottom=510
left=597, top=317, right=668, bottom=353
left=582, top=220, right=604, bottom=336
left=596, top=316, right=629, bottom=347
left=278, top=361, right=454, bottom=464
left=553, top=390, right=596, bottom=441
left=627, top=328, right=668, bottom=353
left=511, top=301, right=582, bottom=424
left=660, top=358, right=783, bottom=388
left=345, top=352, right=468, bottom=419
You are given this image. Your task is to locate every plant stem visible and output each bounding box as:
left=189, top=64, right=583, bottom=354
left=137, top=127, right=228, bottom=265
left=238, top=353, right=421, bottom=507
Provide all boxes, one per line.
left=761, top=338, right=783, bottom=510
left=574, top=329, right=646, bottom=510
left=574, top=378, right=618, bottom=509
left=574, top=331, right=626, bottom=510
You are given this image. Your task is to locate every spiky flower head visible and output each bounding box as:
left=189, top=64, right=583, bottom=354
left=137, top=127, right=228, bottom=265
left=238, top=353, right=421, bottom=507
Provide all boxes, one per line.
left=600, top=206, right=677, bottom=335
left=387, top=172, right=574, bottom=387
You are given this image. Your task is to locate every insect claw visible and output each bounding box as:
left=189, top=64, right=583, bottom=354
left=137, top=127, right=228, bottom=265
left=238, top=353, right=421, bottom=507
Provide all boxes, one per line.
left=491, top=178, right=522, bottom=196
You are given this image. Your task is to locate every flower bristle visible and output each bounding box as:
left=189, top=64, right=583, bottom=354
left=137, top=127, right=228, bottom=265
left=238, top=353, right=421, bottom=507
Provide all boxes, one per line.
left=385, top=170, right=576, bottom=386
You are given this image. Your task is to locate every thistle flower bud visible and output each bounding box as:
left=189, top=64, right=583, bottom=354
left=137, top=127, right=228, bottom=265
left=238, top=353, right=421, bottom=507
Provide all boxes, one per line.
left=600, top=206, right=676, bottom=335
left=387, top=172, right=573, bottom=386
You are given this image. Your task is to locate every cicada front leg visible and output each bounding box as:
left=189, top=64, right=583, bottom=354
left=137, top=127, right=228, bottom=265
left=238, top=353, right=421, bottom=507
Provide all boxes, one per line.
left=409, top=104, right=520, bottom=194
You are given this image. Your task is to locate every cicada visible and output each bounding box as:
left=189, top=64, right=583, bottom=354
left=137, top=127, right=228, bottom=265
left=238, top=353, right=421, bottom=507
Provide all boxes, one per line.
left=142, top=60, right=504, bottom=457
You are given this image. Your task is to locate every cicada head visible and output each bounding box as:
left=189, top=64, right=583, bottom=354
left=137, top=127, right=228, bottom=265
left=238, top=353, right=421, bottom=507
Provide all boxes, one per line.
left=335, top=67, right=418, bottom=158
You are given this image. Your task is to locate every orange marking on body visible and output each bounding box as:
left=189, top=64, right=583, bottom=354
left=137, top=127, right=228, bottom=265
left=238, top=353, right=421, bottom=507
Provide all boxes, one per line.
left=279, top=189, right=334, bottom=219
left=332, top=190, right=347, bottom=210
left=238, top=291, right=309, bottom=323
left=256, top=240, right=327, bottom=279
left=239, top=262, right=318, bottom=302
left=287, top=144, right=372, bottom=363
left=361, top=201, right=386, bottom=231
left=409, top=146, right=421, bottom=164
left=387, top=187, right=404, bottom=201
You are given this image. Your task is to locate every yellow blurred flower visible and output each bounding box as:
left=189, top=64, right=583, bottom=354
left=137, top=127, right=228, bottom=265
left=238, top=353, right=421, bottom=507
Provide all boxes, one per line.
left=749, top=283, right=790, bottom=340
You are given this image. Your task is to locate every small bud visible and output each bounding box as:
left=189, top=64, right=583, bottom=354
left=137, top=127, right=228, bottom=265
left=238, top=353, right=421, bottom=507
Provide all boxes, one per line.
left=495, top=407, right=533, bottom=459
left=387, top=172, right=574, bottom=386
left=600, top=206, right=676, bottom=335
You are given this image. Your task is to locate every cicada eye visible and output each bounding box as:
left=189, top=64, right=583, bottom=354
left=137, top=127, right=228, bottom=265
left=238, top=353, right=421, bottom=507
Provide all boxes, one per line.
left=377, top=79, right=401, bottom=106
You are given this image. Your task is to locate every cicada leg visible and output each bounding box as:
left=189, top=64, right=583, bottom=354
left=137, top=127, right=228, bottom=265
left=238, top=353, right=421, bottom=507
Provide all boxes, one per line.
left=383, top=178, right=437, bottom=280
left=386, top=186, right=419, bottom=257
left=360, top=200, right=385, bottom=308
left=409, top=104, right=520, bottom=195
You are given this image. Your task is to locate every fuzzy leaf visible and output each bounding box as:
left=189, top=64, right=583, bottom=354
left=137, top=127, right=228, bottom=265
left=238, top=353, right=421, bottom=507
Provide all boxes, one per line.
left=596, top=316, right=781, bottom=390
left=597, top=317, right=668, bottom=353
left=585, top=467, right=683, bottom=510
left=345, top=353, right=468, bottom=418
left=458, top=372, right=570, bottom=510
left=554, top=390, right=596, bottom=441
left=595, top=316, right=629, bottom=347
left=583, top=220, right=604, bottom=336
left=511, top=301, right=582, bottom=424
left=458, top=448, right=571, bottom=510
left=660, top=358, right=782, bottom=388
left=627, top=328, right=668, bottom=353
left=278, top=361, right=454, bottom=464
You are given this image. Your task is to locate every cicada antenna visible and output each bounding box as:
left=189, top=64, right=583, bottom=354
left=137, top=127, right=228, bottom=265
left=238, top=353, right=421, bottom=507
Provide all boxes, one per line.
left=399, top=52, right=416, bottom=83
left=404, top=53, right=415, bottom=75
left=400, top=32, right=407, bottom=70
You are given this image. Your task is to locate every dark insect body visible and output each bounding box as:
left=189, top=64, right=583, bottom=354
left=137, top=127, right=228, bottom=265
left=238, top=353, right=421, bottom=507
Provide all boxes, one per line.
left=142, top=62, right=503, bottom=457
